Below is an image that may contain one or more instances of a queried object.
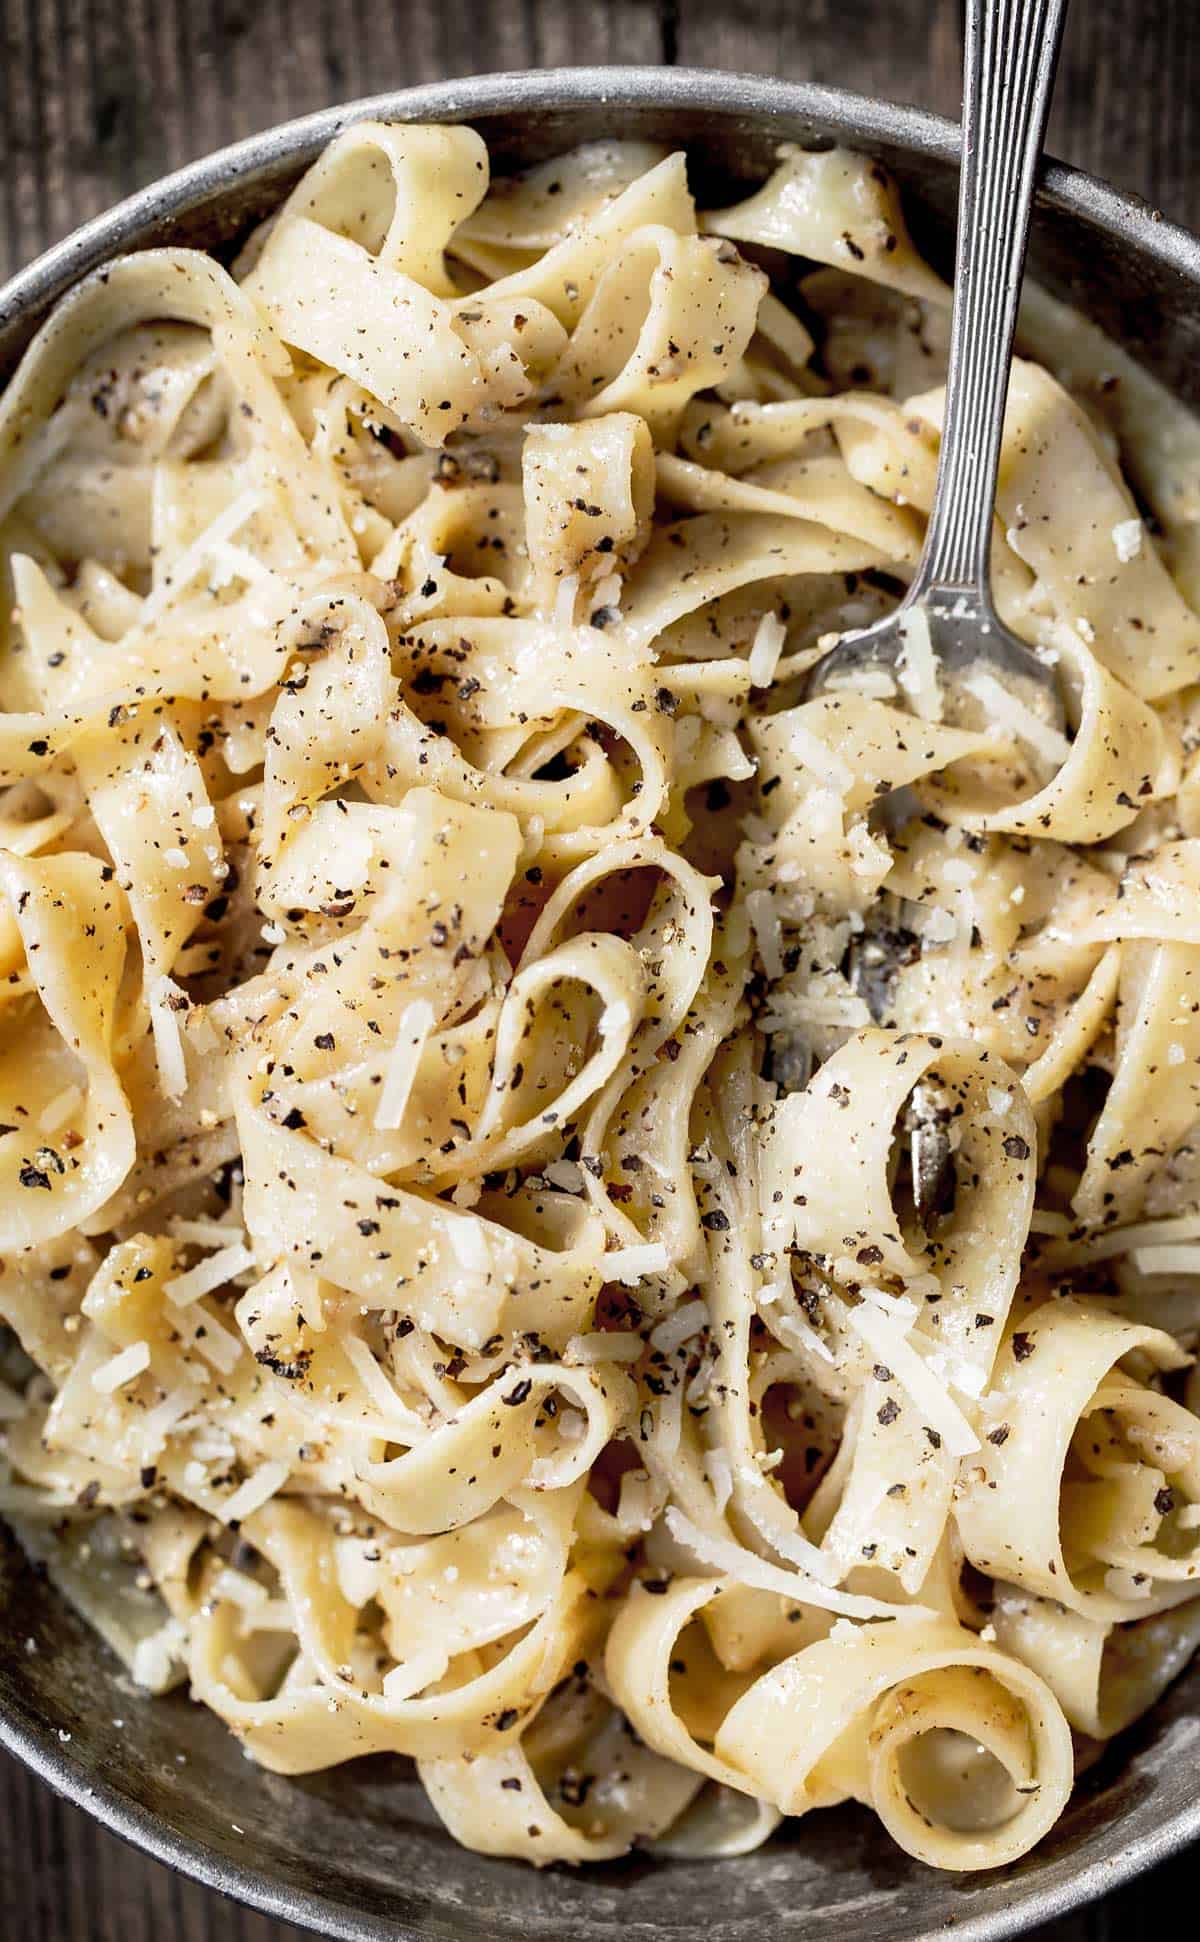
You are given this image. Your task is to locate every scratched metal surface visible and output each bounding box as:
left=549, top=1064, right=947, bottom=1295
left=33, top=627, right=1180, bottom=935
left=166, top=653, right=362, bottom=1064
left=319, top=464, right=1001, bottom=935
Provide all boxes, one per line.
left=0, top=0, right=1198, bottom=1935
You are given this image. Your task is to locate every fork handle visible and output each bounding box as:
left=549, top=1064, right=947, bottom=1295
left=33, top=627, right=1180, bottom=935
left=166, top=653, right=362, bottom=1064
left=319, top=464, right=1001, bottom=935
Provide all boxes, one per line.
left=909, top=0, right=1069, bottom=604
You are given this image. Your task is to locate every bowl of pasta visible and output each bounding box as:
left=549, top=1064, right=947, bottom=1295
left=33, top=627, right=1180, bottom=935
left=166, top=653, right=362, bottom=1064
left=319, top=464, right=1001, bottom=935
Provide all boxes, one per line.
left=3, top=59, right=1200, bottom=1942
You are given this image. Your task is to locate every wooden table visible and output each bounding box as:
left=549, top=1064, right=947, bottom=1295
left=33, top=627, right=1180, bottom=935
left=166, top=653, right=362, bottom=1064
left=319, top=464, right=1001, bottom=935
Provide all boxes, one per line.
left=1, top=0, right=1198, bottom=1934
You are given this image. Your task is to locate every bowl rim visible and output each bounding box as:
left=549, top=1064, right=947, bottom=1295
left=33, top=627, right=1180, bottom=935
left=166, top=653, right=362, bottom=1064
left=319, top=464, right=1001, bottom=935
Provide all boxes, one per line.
left=2, top=59, right=1200, bottom=1942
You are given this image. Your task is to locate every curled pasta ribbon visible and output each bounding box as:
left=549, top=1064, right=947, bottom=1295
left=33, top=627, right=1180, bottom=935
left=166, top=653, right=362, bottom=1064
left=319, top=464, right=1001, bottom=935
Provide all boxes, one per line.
left=238, top=1103, right=604, bottom=1351
left=188, top=1499, right=597, bottom=1772
left=703, top=146, right=948, bottom=305
left=386, top=615, right=673, bottom=857
left=522, top=414, right=654, bottom=603
left=761, top=1029, right=1034, bottom=1590
left=994, top=1586, right=1200, bottom=1742
left=655, top=447, right=923, bottom=560
left=545, top=224, right=765, bottom=442
left=248, top=121, right=489, bottom=297
left=1073, top=941, right=1200, bottom=1225
left=451, top=140, right=672, bottom=263
left=956, top=1296, right=1198, bottom=1619
left=933, top=624, right=1176, bottom=843
left=0, top=852, right=134, bottom=1246
left=0, top=248, right=352, bottom=567
left=621, top=510, right=885, bottom=656
left=480, top=152, right=697, bottom=328
left=12, top=323, right=228, bottom=573
left=764, top=1027, right=1034, bottom=1312
left=606, top=1578, right=1072, bottom=1870
left=351, top=1361, right=633, bottom=1534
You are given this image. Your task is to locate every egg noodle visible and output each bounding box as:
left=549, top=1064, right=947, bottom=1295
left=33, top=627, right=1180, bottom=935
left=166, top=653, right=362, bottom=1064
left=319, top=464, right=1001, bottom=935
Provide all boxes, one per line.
left=3, top=123, right=1200, bottom=1872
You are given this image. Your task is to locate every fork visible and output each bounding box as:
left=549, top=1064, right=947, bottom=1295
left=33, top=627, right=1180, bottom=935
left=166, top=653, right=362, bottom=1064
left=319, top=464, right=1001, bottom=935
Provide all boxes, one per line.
left=810, top=0, right=1070, bottom=724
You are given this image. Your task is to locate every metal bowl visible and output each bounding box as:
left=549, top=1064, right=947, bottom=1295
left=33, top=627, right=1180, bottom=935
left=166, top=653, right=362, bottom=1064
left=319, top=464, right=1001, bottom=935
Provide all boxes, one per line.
left=2, top=64, right=1199, bottom=1942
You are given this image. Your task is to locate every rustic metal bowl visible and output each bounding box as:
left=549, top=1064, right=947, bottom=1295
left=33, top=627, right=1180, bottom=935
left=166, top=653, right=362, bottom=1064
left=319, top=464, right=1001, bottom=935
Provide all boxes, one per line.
left=2, top=64, right=1199, bottom=1942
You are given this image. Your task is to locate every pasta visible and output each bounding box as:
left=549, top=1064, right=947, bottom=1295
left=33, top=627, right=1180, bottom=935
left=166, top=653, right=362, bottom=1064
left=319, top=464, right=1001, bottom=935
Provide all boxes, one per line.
left=3, top=121, right=1200, bottom=1877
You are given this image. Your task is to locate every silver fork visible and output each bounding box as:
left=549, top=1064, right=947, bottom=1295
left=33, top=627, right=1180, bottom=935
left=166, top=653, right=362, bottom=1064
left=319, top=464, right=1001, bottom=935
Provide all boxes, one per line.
left=810, top=0, right=1070, bottom=723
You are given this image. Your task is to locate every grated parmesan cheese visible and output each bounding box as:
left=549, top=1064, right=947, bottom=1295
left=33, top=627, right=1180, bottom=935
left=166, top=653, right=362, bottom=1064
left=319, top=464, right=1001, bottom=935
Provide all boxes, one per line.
left=786, top=718, right=854, bottom=793
left=860, top=1284, right=919, bottom=1328
left=564, top=1330, right=644, bottom=1364
left=382, top=1648, right=449, bottom=1702
left=138, top=487, right=264, bottom=628
left=446, top=1215, right=491, bottom=1275
left=846, top=1302, right=980, bottom=1456
left=149, top=977, right=189, bottom=1100
left=896, top=605, right=942, bottom=722
left=554, top=572, right=580, bottom=628
left=602, top=1243, right=671, bottom=1284
left=375, top=998, right=435, bottom=1131
left=543, top=1158, right=584, bottom=1193
left=335, top=1536, right=384, bottom=1607
left=91, top=1341, right=151, bottom=1394
left=178, top=1308, right=241, bottom=1374
left=131, top=1617, right=189, bottom=1692
left=748, top=611, right=787, bottom=688
left=663, top=1508, right=904, bottom=1618
left=649, top=1299, right=709, bottom=1355
left=1112, top=518, right=1143, bottom=563
left=963, top=669, right=1072, bottom=772
left=616, top=1468, right=659, bottom=1534
left=165, top=1243, right=255, bottom=1309
left=137, top=1384, right=199, bottom=1460
left=218, top=1460, right=291, bottom=1525
left=168, top=1217, right=247, bottom=1250
left=592, top=571, right=623, bottom=615
left=745, top=888, right=785, bottom=980
left=342, top=1333, right=426, bottom=1435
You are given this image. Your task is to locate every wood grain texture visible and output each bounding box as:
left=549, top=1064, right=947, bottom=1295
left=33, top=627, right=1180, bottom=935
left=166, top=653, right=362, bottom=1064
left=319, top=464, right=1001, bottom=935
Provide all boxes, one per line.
left=0, top=0, right=1198, bottom=1935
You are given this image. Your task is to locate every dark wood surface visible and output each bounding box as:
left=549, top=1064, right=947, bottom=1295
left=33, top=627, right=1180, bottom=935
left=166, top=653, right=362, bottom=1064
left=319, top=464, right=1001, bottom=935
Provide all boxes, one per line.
left=1, top=0, right=1198, bottom=1934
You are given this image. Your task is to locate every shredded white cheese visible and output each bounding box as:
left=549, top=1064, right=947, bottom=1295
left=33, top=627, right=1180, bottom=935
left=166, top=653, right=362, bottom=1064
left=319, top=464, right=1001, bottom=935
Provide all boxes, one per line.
left=564, top=1330, right=644, bottom=1364
left=602, top=1243, right=671, bottom=1284
left=787, top=719, right=854, bottom=793
left=446, top=1215, right=491, bottom=1275
left=138, top=487, right=264, bottom=628
left=382, top=1648, right=449, bottom=1702
left=91, top=1340, right=151, bottom=1394
left=375, top=998, right=435, bottom=1131
left=1130, top=1244, right=1200, bottom=1277
left=219, top=1460, right=291, bottom=1525
left=1112, top=517, right=1143, bottom=563
left=896, top=605, right=942, bottom=722
left=649, top=1299, right=709, bottom=1355
left=553, top=572, right=580, bottom=628
left=149, top=977, right=189, bottom=1101
left=745, top=887, right=785, bottom=980
left=748, top=611, right=787, bottom=688
left=165, top=1243, right=255, bottom=1309
left=963, top=669, right=1072, bottom=772
left=846, top=1303, right=980, bottom=1456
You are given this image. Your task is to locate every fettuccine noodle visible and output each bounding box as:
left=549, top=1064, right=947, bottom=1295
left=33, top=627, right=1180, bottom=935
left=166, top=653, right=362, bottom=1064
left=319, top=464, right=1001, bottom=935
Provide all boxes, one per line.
left=2, top=124, right=1200, bottom=1874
